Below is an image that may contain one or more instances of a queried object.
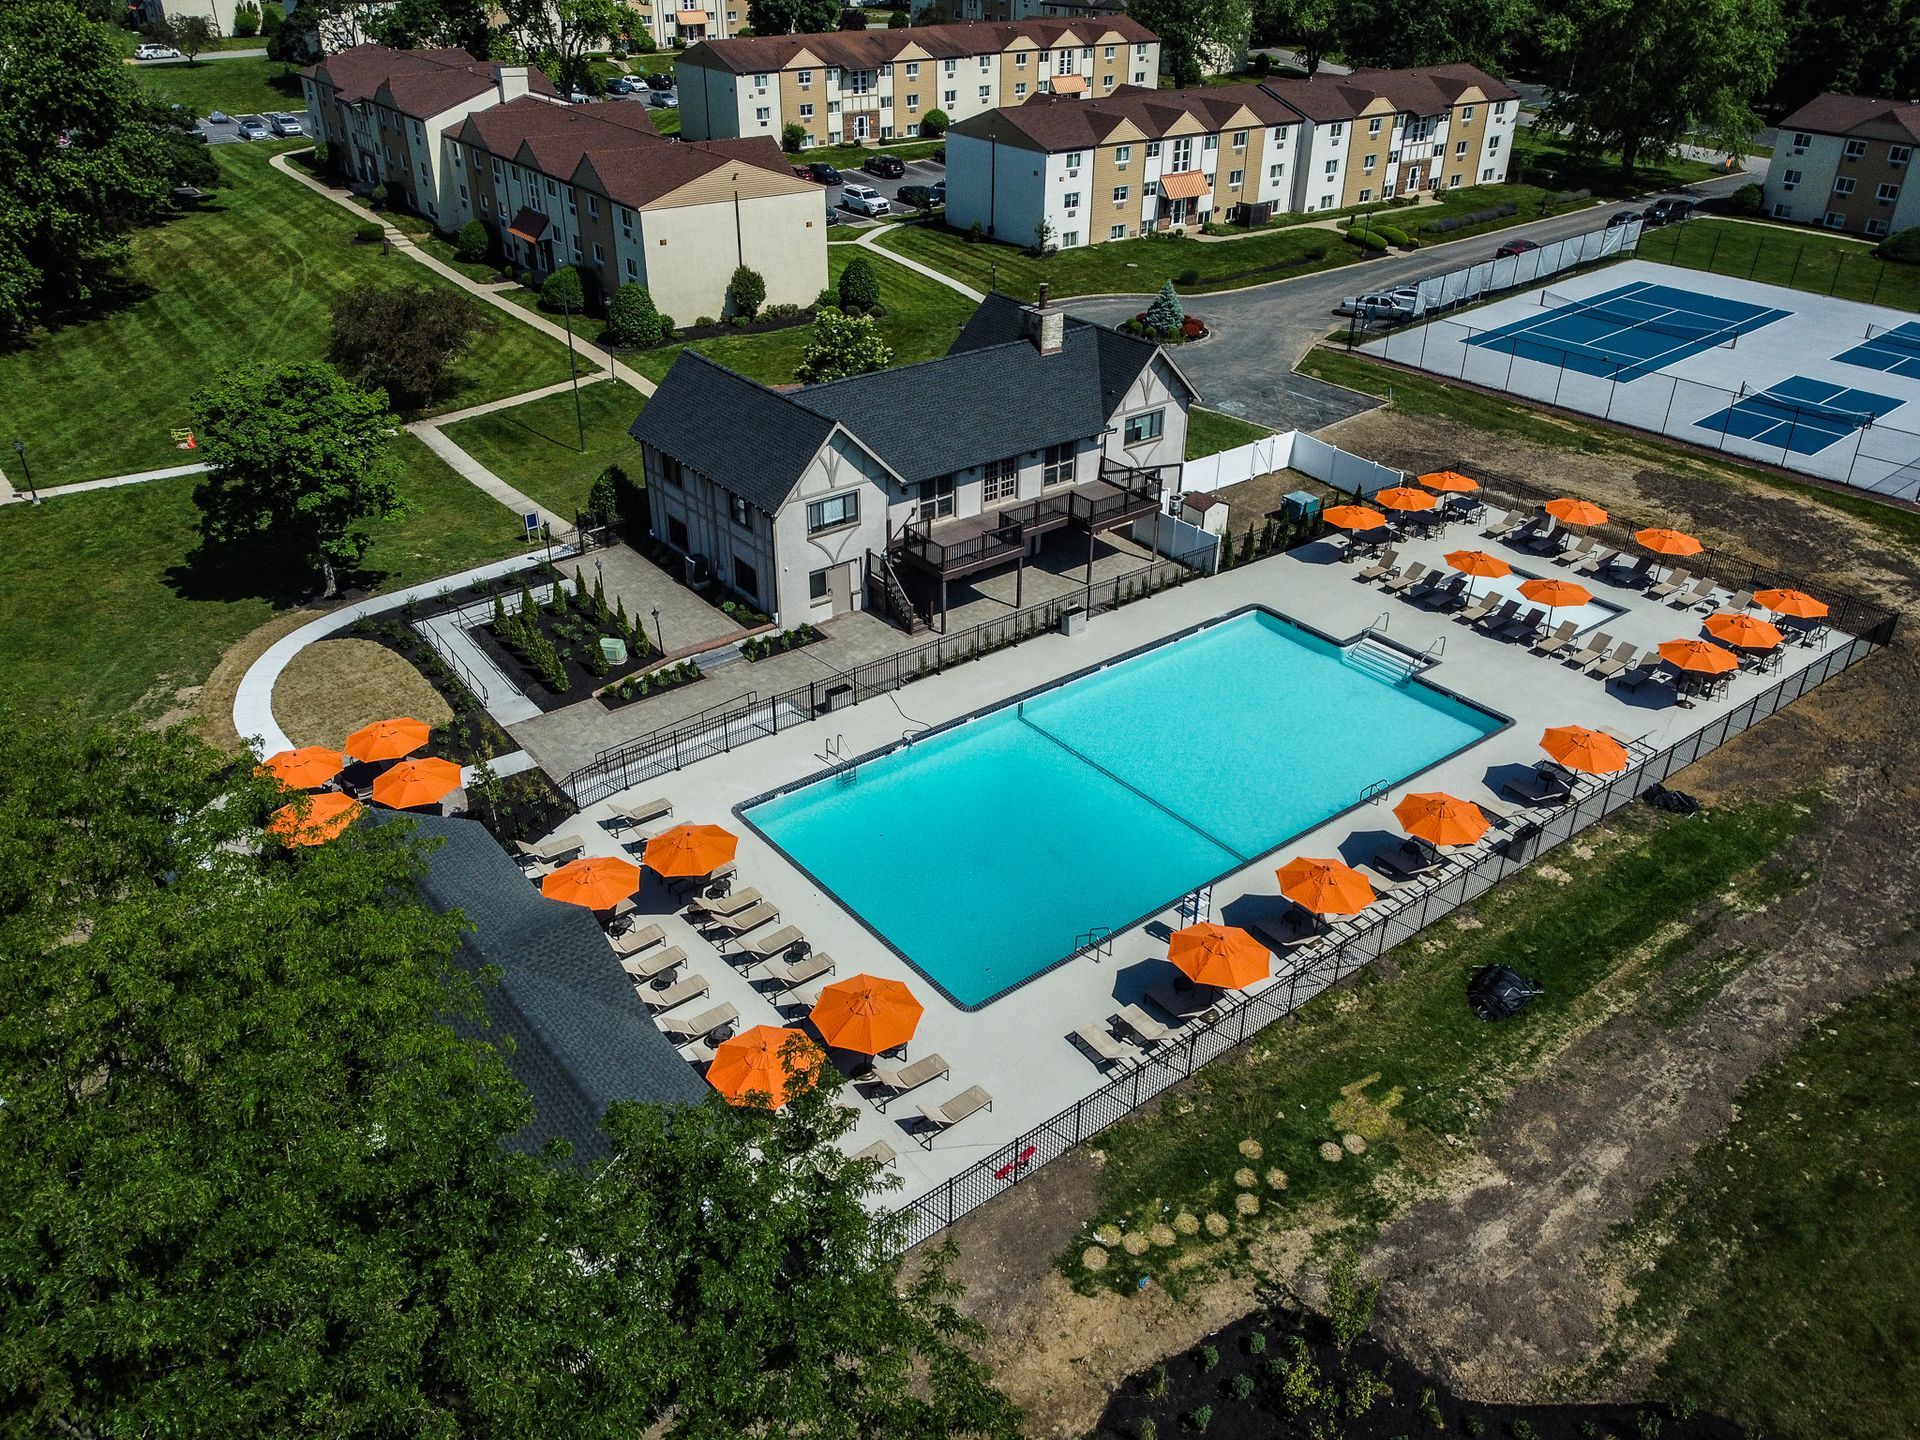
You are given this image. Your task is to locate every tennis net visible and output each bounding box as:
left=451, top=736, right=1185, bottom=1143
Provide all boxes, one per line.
left=1864, top=321, right=1920, bottom=357
left=1738, top=386, right=1876, bottom=431
left=1539, top=291, right=1737, bottom=349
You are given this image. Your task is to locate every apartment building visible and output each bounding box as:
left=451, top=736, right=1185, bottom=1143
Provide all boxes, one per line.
left=302, top=45, right=565, bottom=225
left=630, top=291, right=1192, bottom=629
left=445, top=98, right=827, bottom=320
left=632, top=0, right=743, bottom=49
left=675, top=17, right=1161, bottom=149
left=1765, top=93, right=1920, bottom=239
left=945, top=63, right=1516, bottom=248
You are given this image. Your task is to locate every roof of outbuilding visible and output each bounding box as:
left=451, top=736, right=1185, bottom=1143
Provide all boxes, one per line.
left=682, top=15, right=1157, bottom=75
left=305, top=44, right=561, bottom=118
left=401, top=815, right=710, bottom=1162
left=1778, top=92, right=1920, bottom=141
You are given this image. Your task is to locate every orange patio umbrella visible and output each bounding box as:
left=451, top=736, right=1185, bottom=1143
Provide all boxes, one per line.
left=1393, top=791, right=1490, bottom=849
left=1658, top=638, right=1739, bottom=675
left=1754, top=588, right=1829, bottom=619
left=1519, top=576, right=1591, bottom=630
left=1324, top=504, right=1387, bottom=532
left=642, top=822, right=738, bottom=878
left=1539, top=724, right=1629, bottom=775
left=1634, top=526, right=1703, bottom=557
left=1704, top=612, right=1783, bottom=650
left=343, top=716, right=431, bottom=764
left=1374, top=486, right=1439, bottom=513
left=708, top=1025, right=824, bottom=1108
left=1277, top=856, right=1376, bottom=916
left=268, top=791, right=361, bottom=846
left=259, top=745, right=344, bottom=790
left=810, top=974, right=924, bottom=1055
left=1418, top=469, right=1480, bottom=494
left=1444, top=549, right=1511, bottom=603
left=371, top=756, right=463, bottom=810
left=1168, top=922, right=1271, bottom=990
left=542, top=855, right=642, bottom=910
left=1544, top=497, right=1608, bottom=527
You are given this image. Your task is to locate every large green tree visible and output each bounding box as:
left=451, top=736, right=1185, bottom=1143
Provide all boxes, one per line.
left=0, top=712, right=1023, bottom=1439
left=1126, top=0, right=1254, bottom=86
left=189, top=361, right=406, bottom=598
left=0, top=1, right=170, bottom=333
left=329, top=283, right=495, bottom=410
left=1538, top=0, right=1783, bottom=177
left=499, top=0, right=629, bottom=88
left=746, top=0, right=841, bottom=36
left=1337, top=0, right=1531, bottom=68
left=372, top=0, right=495, bottom=55
left=1769, top=0, right=1920, bottom=113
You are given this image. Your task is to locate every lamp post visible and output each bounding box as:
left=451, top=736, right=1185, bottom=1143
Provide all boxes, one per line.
left=11, top=439, right=38, bottom=505
left=650, top=605, right=664, bottom=655
left=561, top=290, right=586, bottom=452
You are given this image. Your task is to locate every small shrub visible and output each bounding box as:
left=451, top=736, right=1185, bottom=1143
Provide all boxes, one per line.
left=782, top=121, right=806, bottom=152
left=1633, top=1412, right=1661, bottom=1440
left=1138, top=1422, right=1157, bottom=1440
left=1726, top=183, right=1764, bottom=216
left=455, top=217, right=490, bottom=263
left=367, top=182, right=391, bottom=209
left=1578, top=1422, right=1599, bottom=1439
left=838, top=254, right=882, bottom=313
left=1177, top=267, right=1201, bottom=286
left=353, top=221, right=383, bottom=244
left=605, top=282, right=667, bottom=346
left=1463, top=1418, right=1486, bottom=1438
left=692, top=315, right=717, bottom=330
left=1197, top=1343, right=1219, bottom=1372
left=1143, top=1364, right=1169, bottom=1399
left=726, top=265, right=767, bottom=320
left=1419, top=1385, right=1445, bottom=1428
left=1246, top=1331, right=1267, bottom=1356
left=1876, top=227, right=1920, bottom=264
left=1187, top=1404, right=1212, bottom=1433
left=1509, top=1421, right=1539, bottom=1440
left=232, top=1, right=260, bottom=36
left=921, top=107, right=950, bottom=138
left=540, top=266, right=585, bottom=313
left=1227, top=1373, right=1254, bottom=1402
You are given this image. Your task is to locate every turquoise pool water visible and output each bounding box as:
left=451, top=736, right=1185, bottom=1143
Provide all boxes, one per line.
left=742, top=609, right=1502, bottom=1008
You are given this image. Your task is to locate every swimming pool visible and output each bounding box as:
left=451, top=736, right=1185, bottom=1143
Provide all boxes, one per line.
left=741, top=609, right=1504, bottom=1008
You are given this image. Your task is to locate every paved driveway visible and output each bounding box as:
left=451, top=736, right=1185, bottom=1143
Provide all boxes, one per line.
left=1064, top=167, right=1760, bottom=432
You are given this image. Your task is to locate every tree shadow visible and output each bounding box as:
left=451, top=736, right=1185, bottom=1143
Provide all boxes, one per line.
left=166, top=514, right=395, bottom=610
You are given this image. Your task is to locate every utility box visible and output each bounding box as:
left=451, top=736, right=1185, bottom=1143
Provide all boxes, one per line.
left=1281, top=490, right=1322, bottom=524
left=821, top=682, right=853, bottom=713
left=599, top=637, right=627, bottom=665
left=1061, top=606, right=1088, bottom=637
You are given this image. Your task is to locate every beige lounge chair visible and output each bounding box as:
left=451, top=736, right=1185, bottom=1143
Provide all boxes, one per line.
left=1721, top=588, right=1754, bottom=612
left=1589, top=642, right=1641, bottom=680
left=1670, top=577, right=1715, bottom=609
left=735, top=923, right=807, bottom=962
left=686, top=887, right=763, bottom=919
left=762, top=951, right=835, bottom=991
left=659, top=1001, right=738, bottom=1041
left=1354, top=546, right=1399, bottom=582
left=858, top=1053, right=951, bottom=1110
left=851, top=1139, right=897, bottom=1167
left=1531, top=620, right=1577, bottom=656
left=1072, top=1023, right=1142, bottom=1069
left=1481, top=509, right=1525, bottom=540
left=1573, top=545, right=1617, bottom=576
left=621, top=946, right=687, bottom=982
left=610, top=796, right=673, bottom=830
left=1648, top=567, right=1692, bottom=601
left=1114, top=1003, right=1174, bottom=1045
left=1564, top=629, right=1614, bottom=668
left=609, top=923, right=665, bottom=957
left=700, top=901, right=780, bottom=937
left=1247, top=913, right=1321, bottom=950
left=515, top=831, right=588, bottom=866
left=639, top=973, right=710, bottom=1012
left=1380, top=561, right=1427, bottom=595
left=1455, top=591, right=1501, bottom=625
left=917, top=1085, right=993, bottom=1148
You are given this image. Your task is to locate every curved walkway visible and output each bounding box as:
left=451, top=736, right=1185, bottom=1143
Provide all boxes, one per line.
left=853, top=223, right=985, bottom=301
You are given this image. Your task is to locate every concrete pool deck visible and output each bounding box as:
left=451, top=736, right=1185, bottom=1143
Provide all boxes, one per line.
left=540, top=510, right=1846, bottom=1210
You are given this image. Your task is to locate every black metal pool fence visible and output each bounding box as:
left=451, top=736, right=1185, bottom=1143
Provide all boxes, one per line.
left=896, top=625, right=1889, bottom=1249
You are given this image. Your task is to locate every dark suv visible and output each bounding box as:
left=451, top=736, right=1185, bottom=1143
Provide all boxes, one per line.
left=804, top=162, right=843, bottom=185
left=645, top=71, right=675, bottom=91
left=862, top=153, right=906, bottom=178
left=1642, top=197, right=1696, bottom=227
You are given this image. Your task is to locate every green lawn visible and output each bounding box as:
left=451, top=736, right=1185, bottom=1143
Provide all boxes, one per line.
left=135, top=56, right=306, bottom=116
left=1300, top=347, right=1920, bottom=552
left=1604, top=973, right=1920, bottom=1439
left=442, top=380, right=645, bottom=520
left=1211, top=183, right=1557, bottom=243
left=1185, top=407, right=1273, bottom=459
left=631, top=248, right=974, bottom=385
left=1066, top=801, right=1809, bottom=1295
left=878, top=218, right=1359, bottom=300
left=0, top=144, right=575, bottom=486
left=1510, top=126, right=1728, bottom=197
left=649, top=105, right=681, bottom=137
left=0, top=435, right=529, bottom=723
left=1635, top=217, right=1920, bottom=312
left=800, top=137, right=945, bottom=173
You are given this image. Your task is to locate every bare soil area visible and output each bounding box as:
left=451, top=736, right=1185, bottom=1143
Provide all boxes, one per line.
left=934, top=405, right=1920, bottom=1437
left=272, top=637, right=453, bottom=750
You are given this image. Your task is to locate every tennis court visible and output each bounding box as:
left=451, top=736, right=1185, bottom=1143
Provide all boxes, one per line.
left=1834, top=320, right=1920, bottom=381
left=1694, top=376, right=1906, bottom=455
left=1464, top=281, right=1792, bottom=383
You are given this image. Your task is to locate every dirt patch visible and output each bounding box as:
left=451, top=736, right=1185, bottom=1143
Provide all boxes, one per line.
left=189, top=609, right=328, bottom=752
left=272, top=638, right=453, bottom=749
left=934, top=403, right=1920, bottom=1436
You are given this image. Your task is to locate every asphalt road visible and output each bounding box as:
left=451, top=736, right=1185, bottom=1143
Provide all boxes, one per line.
left=1064, top=166, right=1761, bottom=433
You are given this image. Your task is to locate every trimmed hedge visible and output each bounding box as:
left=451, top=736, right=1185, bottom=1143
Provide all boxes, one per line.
left=1421, top=202, right=1520, bottom=234
left=1342, top=229, right=1389, bottom=253
left=1876, top=227, right=1920, bottom=264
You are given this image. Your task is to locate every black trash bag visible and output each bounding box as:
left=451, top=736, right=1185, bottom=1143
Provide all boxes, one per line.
left=1640, top=783, right=1702, bottom=817
left=1468, top=964, right=1545, bottom=1021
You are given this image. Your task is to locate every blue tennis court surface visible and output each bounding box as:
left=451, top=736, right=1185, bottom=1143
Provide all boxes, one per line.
left=1465, top=282, right=1792, bottom=383
left=1833, top=320, right=1920, bottom=380
left=1694, top=375, right=1906, bottom=455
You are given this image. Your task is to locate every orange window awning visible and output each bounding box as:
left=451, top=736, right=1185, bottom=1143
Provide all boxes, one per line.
left=1157, top=169, right=1209, bottom=200
left=1049, top=73, right=1086, bottom=94
left=675, top=9, right=709, bottom=21
left=506, top=206, right=549, bottom=244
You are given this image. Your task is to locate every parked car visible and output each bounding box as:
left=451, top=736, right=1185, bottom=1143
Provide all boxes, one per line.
left=1495, top=238, right=1540, bottom=259
left=1642, top=197, right=1696, bottom=227
left=1333, top=287, right=1424, bottom=322
left=897, top=182, right=944, bottom=210
left=649, top=89, right=678, bottom=108
left=862, top=153, right=906, bottom=178
left=792, top=165, right=812, bottom=180
left=804, top=162, right=843, bottom=185
left=605, top=76, right=639, bottom=95
left=234, top=114, right=271, bottom=141
left=269, top=112, right=305, bottom=137
left=838, top=183, right=892, bottom=218
left=1605, top=209, right=1642, bottom=228
left=206, top=110, right=231, bottom=125
left=566, top=88, right=593, bottom=104
left=134, top=42, right=181, bottom=59
left=645, top=71, right=676, bottom=90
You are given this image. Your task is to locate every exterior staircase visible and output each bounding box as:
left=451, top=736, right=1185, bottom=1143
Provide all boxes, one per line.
left=868, top=550, right=929, bottom=634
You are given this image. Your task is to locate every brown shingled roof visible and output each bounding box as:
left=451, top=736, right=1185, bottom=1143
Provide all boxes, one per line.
left=682, top=15, right=1157, bottom=75
left=305, top=44, right=560, bottom=119
left=955, top=83, right=1295, bottom=150
left=1778, top=92, right=1920, bottom=141
left=1343, top=63, right=1519, bottom=114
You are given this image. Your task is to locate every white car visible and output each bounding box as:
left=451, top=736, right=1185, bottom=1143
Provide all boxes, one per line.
left=134, top=42, right=181, bottom=59
left=1333, top=287, right=1424, bottom=322
left=838, top=183, right=892, bottom=218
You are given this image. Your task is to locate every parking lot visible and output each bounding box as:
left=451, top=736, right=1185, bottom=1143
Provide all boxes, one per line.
left=801, top=155, right=947, bottom=220
left=193, top=111, right=304, bottom=145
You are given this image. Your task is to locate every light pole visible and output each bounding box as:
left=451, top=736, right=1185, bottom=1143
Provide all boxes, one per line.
left=650, top=605, right=664, bottom=655
left=12, top=439, right=38, bottom=505
left=560, top=290, right=586, bottom=452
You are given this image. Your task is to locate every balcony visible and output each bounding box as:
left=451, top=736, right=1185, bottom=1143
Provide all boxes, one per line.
left=890, top=460, right=1166, bottom=581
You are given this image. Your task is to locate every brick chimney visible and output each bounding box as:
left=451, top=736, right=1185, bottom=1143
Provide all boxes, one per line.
left=495, top=65, right=530, bottom=103
left=1023, top=281, right=1064, bottom=356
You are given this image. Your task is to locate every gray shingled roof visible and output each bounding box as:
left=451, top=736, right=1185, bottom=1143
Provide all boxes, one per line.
left=628, top=352, right=841, bottom=515
left=951, top=291, right=1183, bottom=417
left=401, top=814, right=709, bottom=1162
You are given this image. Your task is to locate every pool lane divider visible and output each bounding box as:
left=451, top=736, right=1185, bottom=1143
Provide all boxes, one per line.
left=1014, top=705, right=1250, bottom=863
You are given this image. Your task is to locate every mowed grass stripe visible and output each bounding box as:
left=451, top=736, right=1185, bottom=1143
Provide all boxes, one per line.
left=2, top=144, right=575, bottom=485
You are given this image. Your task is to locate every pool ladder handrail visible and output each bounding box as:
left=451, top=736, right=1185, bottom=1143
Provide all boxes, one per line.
left=1359, top=777, right=1393, bottom=805
left=1073, top=926, right=1114, bottom=962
